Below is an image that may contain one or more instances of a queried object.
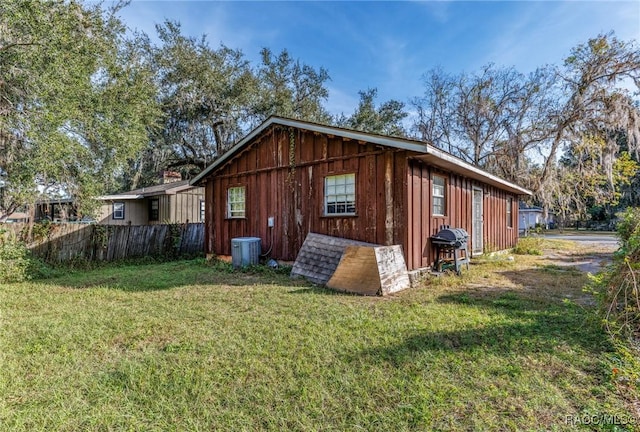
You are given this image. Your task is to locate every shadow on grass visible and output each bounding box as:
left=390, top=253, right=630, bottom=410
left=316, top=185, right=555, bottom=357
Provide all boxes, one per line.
left=354, top=288, right=612, bottom=366
left=288, top=287, right=345, bottom=296
left=500, top=265, right=588, bottom=283
left=34, top=259, right=306, bottom=292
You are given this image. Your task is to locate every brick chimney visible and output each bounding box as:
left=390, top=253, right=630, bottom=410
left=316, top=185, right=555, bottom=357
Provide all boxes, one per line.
left=161, top=170, right=182, bottom=184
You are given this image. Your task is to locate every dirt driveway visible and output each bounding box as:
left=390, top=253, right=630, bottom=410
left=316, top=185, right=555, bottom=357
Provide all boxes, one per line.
left=540, top=233, right=619, bottom=274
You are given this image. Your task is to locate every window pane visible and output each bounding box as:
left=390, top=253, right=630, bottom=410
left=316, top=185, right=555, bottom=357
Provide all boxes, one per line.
left=433, top=196, right=444, bottom=215
left=325, top=173, right=356, bottom=215
left=228, top=186, right=246, bottom=218
left=113, top=202, right=124, bottom=219
left=432, top=176, right=446, bottom=215
left=149, top=199, right=159, bottom=221
left=346, top=183, right=355, bottom=194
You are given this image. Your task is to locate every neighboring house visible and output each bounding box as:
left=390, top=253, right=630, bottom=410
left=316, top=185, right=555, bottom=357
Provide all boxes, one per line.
left=97, top=177, right=205, bottom=226
left=191, top=116, right=532, bottom=271
left=519, top=204, right=555, bottom=232
left=3, top=212, right=29, bottom=223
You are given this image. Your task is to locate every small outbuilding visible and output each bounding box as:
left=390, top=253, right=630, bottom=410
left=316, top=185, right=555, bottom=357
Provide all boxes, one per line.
left=519, top=203, right=555, bottom=233
left=98, top=173, right=204, bottom=226
left=191, top=117, right=531, bottom=271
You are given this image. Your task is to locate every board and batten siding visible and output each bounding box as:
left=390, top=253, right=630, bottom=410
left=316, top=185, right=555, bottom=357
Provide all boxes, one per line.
left=98, top=187, right=204, bottom=226
left=205, top=127, right=408, bottom=262
left=482, top=186, right=519, bottom=253
left=204, top=124, right=520, bottom=271
left=406, top=161, right=473, bottom=270
left=151, top=188, right=204, bottom=225
left=405, top=158, right=519, bottom=270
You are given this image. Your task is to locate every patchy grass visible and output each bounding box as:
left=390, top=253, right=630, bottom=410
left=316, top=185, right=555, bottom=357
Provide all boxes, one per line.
left=1, top=252, right=637, bottom=431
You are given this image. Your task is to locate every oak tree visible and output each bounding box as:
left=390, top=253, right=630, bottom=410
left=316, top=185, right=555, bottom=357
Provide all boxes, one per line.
left=0, top=0, right=159, bottom=220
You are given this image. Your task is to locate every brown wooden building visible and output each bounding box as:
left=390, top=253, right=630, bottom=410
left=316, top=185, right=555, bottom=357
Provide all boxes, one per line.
left=191, top=117, right=531, bottom=271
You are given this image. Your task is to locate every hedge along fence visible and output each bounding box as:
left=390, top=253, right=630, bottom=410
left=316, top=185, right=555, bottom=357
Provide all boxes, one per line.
left=2, top=223, right=204, bottom=263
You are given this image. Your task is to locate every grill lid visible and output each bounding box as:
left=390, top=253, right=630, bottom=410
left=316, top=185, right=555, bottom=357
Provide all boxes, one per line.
left=431, top=225, right=469, bottom=246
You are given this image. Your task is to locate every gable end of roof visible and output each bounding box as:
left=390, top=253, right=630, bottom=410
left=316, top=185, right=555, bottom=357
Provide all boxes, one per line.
left=191, top=116, right=532, bottom=196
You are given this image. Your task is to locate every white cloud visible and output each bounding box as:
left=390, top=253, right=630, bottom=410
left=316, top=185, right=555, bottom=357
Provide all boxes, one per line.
left=479, top=1, right=640, bottom=72
left=326, top=86, right=359, bottom=117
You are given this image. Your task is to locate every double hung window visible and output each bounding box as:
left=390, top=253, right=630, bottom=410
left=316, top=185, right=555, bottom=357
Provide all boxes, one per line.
left=432, top=175, right=446, bottom=216
left=227, top=187, right=245, bottom=218
left=113, top=202, right=125, bottom=220
left=324, top=174, right=356, bottom=216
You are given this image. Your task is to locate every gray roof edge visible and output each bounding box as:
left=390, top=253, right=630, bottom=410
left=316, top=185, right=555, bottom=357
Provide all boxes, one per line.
left=424, top=146, right=532, bottom=196
left=191, top=116, right=532, bottom=196
left=97, top=194, right=143, bottom=201
left=98, top=180, right=199, bottom=200
left=190, top=116, right=429, bottom=185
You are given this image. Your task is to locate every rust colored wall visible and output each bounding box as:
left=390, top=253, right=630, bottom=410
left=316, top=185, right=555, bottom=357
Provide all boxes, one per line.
left=204, top=127, right=407, bottom=262
left=406, top=159, right=519, bottom=269
left=203, top=124, right=520, bottom=270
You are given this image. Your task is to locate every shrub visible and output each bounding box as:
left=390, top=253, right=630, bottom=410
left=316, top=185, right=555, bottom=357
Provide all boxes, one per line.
left=512, top=237, right=543, bottom=255
left=588, top=207, right=640, bottom=397
left=596, top=208, right=640, bottom=340
left=0, top=229, right=50, bottom=283
left=615, top=207, right=640, bottom=254
left=0, top=232, right=33, bottom=283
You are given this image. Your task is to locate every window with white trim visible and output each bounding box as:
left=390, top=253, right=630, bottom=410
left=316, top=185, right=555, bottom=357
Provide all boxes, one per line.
left=506, top=197, right=513, bottom=228
left=113, top=202, right=125, bottom=220
left=199, top=199, right=205, bottom=222
left=432, top=175, right=446, bottom=216
left=324, top=173, right=356, bottom=216
left=227, top=186, right=245, bottom=218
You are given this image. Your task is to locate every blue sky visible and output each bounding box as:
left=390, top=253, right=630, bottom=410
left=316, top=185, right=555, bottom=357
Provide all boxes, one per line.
left=114, top=1, right=640, bottom=117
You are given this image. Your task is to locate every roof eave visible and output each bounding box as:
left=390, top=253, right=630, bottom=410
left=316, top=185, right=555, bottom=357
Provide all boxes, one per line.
left=140, top=184, right=194, bottom=197
left=190, top=117, right=428, bottom=185
left=97, top=194, right=143, bottom=200
left=415, top=147, right=532, bottom=196
left=191, top=116, right=532, bottom=196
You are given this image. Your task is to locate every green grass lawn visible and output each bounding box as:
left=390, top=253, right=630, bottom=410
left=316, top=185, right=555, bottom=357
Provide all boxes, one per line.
left=1, top=249, right=636, bottom=431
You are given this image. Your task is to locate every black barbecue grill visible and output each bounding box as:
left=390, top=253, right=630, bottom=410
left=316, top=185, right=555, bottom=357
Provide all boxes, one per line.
left=431, top=225, right=470, bottom=275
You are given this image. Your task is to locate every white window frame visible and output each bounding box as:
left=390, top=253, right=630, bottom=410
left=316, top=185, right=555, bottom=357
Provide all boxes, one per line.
left=324, top=173, right=356, bottom=216
left=432, top=175, right=446, bottom=216
left=506, top=197, right=513, bottom=228
left=227, top=186, right=245, bottom=218
left=113, top=202, right=125, bottom=220
left=199, top=199, right=205, bottom=222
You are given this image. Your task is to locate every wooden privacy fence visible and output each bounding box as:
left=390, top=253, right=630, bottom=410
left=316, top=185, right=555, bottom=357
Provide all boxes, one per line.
left=3, top=223, right=204, bottom=263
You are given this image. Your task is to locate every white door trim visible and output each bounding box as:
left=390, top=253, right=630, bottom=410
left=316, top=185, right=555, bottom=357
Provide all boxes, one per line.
left=472, top=187, right=484, bottom=255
